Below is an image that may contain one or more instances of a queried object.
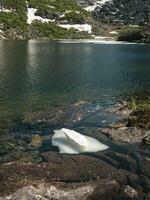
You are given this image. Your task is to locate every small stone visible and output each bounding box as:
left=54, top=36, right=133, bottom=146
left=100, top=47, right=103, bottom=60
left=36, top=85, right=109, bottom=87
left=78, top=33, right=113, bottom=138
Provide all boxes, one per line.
left=145, top=193, right=150, bottom=200
left=88, top=180, right=120, bottom=200
left=74, top=101, right=87, bottom=107
left=121, top=185, right=138, bottom=199
left=35, top=195, right=47, bottom=200
left=30, top=135, right=43, bottom=148
left=142, top=136, right=150, bottom=145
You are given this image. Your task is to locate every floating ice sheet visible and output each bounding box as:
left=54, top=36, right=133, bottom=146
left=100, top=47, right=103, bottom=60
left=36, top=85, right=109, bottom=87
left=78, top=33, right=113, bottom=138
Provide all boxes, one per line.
left=52, top=128, right=109, bottom=154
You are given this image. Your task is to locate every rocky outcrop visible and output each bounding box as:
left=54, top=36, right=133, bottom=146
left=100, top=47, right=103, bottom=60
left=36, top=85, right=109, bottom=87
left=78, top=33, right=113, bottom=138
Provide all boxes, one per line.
left=0, top=151, right=149, bottom=199
left=93, top=0, right=150, bottom=26
left=0, top=152, right=127, bottom=195
left=117, top=26, right=150, bottom=43
left=98, top=127, right=150, bottom=144
left=0, top=184, right=94, bottom=200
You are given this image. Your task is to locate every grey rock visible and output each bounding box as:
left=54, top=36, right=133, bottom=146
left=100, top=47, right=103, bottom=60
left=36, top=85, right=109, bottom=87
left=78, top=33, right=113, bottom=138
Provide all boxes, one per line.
left=93, top=0, right=150, bottom=26
left=145, top=193, right=150, bottom=200
left=119, top=185, right=139, bottom=200
left=0, top=152, right=128, bottom=196
left=106, top=152, right=137, bottom=173
left=98, top=127, right=149, bottom=144
left=143, top=136, right=150, bottom=145
left=87, top=180, right=120, bottom=200
left=0, top=184, right=94, bottom=200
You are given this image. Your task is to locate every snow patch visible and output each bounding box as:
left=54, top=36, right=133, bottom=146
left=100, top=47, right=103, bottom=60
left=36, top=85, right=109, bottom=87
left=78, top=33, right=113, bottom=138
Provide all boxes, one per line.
left=85, top=0, right=112, bottom=12
left=59, top=24, right=92, bottom=33
left=94, top=36, right=111, bottom=39
left=0, top=8, right=12, bottom=13
left=109, top=31, right=118, bottom=35
left=27, top=7, right=55, bottom=24
left=0, top=29, right=5, bottom=39
left=84, top=4, right=97, bottom=12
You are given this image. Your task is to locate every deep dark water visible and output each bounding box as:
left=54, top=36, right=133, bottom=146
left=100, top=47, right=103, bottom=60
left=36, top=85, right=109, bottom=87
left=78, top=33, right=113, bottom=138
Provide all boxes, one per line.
left=0, top=41, right=150, bottom=113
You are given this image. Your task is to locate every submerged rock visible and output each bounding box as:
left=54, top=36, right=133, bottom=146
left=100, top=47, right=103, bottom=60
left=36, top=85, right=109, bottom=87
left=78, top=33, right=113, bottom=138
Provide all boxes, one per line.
left=30, top=134, right=43, bottom=148
left=98, top=127, right=149, bottom=144
left=105, top=101, right=132, bottom=117
left=145, top=193, right=150, bottom=200
left=143, top=136, right=150, bottom=145
left=106, top=152, right=138, bottom=173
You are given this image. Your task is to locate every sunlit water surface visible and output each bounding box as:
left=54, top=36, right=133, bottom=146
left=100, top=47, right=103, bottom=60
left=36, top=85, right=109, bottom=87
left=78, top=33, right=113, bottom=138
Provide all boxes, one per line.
left=0, top=40, right=149, bottom=113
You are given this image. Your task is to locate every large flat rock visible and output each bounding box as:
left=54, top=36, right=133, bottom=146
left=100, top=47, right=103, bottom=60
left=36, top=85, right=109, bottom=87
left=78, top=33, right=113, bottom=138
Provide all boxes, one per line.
left=0, top=152, right=128, bottom=196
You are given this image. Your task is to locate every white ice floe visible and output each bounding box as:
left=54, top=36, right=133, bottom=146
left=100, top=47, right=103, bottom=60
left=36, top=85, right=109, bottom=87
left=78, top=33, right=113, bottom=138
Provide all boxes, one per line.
left=58, top=24, right=92, bottom=33
left=52, top=128, right=109, bottom=154
left=85, top=0, right=112, bottom=12
left=27, top=7, right=55, bottom=24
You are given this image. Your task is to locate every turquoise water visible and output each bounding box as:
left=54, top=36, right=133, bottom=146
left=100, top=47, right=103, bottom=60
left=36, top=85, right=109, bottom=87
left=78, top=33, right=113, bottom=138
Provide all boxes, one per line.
left=0, top=40, right=150, bottom=113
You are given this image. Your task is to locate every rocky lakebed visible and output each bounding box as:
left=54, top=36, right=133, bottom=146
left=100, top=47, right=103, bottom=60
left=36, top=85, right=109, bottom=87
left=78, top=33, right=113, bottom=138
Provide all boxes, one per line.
left=0, top=101, right=149, bottom=200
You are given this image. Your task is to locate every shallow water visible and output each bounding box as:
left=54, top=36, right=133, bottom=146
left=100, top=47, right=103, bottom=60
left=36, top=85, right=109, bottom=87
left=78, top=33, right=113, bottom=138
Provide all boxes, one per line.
left=0, top=41, right=149, bottom=164
left=0, top=40, right=150, bottom=113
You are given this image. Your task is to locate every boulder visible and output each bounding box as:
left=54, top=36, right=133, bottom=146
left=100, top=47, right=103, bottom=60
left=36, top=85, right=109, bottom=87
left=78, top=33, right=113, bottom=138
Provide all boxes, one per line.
left=0, top=152, right=128, bottom=196
left=88, top=180, right=120, bottom=200
left=98, top=127, right=149, bottom=144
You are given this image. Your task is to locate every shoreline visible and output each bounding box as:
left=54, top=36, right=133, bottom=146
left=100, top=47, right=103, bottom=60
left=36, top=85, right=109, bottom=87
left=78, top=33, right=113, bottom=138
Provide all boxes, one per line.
left=0, top=38, right=147, bottom=45
left=0, top=102, right=150, bottom=200
left=0, top=100, right=149, bottom=199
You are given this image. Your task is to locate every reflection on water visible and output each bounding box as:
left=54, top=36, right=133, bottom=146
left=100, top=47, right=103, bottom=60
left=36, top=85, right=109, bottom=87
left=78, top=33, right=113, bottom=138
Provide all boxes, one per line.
left=0, top=41, right=150, bottom=112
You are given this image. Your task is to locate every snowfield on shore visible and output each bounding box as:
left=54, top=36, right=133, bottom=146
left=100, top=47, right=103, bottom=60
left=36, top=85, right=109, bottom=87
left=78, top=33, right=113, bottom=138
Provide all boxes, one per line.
left=27, top=7, right=55, bottom=24
left=85, top=0, right=112, bottom=12
left=27, top=7, right=92, bottom=34
left=0, top=8, right=12, bottom=12
left=59, top=24, right=92, bottom=33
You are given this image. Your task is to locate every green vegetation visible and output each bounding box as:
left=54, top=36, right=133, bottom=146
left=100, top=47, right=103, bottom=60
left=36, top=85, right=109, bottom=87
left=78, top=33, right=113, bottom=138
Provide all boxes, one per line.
left=0, top=12, right=27, bottom=30
left=29, top=21, right=92, bottom=39
left=0, top=0, right=92, bottom=39
left=61, top=11, right=86, bottom=24
left=28, top=0, right=89, bottom=25
left=0, top=0, right=26, bottom=11
left=128, top=97, right=150, bottom=128
left=29, top=21, right=76, bottom=39
left=0, top=0, right=27, bottom=30
left=28, top=0, right=87, bottom=14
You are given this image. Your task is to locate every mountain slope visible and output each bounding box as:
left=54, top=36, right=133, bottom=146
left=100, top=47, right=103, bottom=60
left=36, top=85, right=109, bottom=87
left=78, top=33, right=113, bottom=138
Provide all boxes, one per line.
left=92, top=0, right=150, bottom=26
left=0, top=0, right=149, bottom=40
left=0, top=0, right=93, bottom=39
